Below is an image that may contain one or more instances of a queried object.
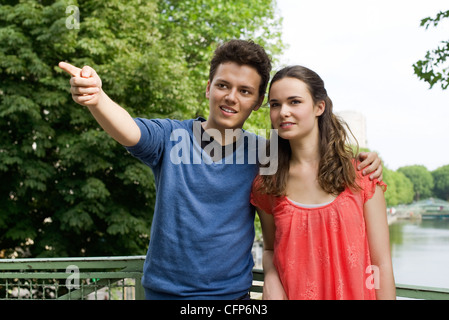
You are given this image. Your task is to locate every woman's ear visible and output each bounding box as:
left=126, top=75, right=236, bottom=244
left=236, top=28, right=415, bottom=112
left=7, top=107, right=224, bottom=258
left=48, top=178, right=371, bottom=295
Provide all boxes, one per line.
left=315, top=100, right=325, bottom=116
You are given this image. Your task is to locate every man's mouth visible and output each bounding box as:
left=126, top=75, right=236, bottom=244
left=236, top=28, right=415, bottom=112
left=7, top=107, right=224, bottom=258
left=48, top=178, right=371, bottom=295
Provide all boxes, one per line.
left=220, top=106, right=237, bottom=114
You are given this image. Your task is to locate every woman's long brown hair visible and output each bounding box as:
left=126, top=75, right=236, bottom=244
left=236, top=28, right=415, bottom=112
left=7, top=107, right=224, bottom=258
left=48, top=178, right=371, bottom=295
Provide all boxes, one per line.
left=259, top=65, right=360, bottom=197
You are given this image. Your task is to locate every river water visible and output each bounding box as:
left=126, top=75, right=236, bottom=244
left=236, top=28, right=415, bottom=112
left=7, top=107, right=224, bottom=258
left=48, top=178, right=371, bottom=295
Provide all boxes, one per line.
left=389, top=219, right=449, bottom=289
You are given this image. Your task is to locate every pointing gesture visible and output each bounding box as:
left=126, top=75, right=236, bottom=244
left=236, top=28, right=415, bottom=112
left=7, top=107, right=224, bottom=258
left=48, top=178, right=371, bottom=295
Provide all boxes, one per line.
left=59, top=62, right=102, bottom=107
left=57, top=61, right=140, bottom=146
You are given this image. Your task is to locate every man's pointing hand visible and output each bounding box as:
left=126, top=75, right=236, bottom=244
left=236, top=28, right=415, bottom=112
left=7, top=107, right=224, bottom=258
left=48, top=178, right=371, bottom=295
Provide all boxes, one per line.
left=59, top=62, right=103, bottom=107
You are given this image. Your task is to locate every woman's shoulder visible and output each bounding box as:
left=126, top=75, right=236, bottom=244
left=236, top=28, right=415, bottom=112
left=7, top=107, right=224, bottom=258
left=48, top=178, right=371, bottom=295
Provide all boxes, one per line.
left=353, top=165, right=387, bottom=203
left=251, top=175, right=281, bottom=214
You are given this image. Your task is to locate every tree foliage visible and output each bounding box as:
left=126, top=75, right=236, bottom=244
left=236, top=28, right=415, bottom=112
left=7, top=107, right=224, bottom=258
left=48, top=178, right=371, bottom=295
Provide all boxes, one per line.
left=432, top=165, right=449, bottom=201
left=383, top=168, right=414, bottom=207
left=397, top=165, right=434, bottom=201
left=413, top=10, right=449, bottom=89
left=0, top=0, right=284, bottom=257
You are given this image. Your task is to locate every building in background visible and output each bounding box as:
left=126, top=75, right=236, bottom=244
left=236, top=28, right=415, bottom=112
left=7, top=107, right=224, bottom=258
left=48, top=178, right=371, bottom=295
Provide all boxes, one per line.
left=335, top=110, right=368, bottom=148
left=336, top=110, right=368, bottom=148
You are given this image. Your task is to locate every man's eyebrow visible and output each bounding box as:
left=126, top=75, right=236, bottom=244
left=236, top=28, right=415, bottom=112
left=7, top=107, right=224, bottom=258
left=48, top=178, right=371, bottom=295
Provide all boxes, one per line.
left=215, top=78, right=230, bottom=84
left=240, top=85, right=256, bottom=90
left=215, top=79, right=256, bottom=91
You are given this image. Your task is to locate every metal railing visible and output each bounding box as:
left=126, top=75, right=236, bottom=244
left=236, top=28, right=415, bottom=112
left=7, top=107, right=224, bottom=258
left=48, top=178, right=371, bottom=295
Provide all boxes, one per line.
left=251, top=269, right=449, bottom=300
left=1, top=256, right=448, bottom=300
left=0, top=256, right=145, bottom=300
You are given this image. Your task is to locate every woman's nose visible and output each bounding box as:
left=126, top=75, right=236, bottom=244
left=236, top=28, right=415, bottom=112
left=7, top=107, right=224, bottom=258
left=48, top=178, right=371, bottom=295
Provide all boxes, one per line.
left=279, top=104, right=291, bottom=117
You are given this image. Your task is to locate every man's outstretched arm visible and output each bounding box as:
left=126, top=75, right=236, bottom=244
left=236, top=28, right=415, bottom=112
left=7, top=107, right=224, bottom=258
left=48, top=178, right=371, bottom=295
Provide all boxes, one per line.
left=59, top=62, right=141, bottom=147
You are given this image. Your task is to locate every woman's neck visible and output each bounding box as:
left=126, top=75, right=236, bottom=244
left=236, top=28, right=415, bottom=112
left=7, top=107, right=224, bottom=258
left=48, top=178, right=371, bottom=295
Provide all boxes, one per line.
left=288, top=133, right=320, bottom=167
left=286, top=134, right=337, bottom=205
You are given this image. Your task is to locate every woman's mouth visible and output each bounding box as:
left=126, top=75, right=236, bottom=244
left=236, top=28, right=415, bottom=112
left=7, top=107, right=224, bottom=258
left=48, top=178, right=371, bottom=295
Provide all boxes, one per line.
left=280, top=122, right=295, bottom=128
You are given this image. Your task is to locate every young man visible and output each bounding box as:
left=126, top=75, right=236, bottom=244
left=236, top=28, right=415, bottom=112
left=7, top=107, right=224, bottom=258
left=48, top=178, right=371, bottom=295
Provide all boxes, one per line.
left=59, top=40, right=382, bottom=299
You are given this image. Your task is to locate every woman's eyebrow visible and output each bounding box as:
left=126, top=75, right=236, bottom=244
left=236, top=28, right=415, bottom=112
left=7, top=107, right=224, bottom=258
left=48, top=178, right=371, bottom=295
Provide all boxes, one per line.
left=269, top=96, right=303, bottom=102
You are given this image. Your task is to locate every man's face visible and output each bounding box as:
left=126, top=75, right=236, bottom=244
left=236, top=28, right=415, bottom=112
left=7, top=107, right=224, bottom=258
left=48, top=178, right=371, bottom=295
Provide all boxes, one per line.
left=205, top=62, right=263, bottom=132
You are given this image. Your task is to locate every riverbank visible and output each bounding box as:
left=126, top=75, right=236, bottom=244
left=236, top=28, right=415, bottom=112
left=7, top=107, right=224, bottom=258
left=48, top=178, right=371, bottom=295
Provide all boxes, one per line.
left=388, top=213, right=397, bottom=225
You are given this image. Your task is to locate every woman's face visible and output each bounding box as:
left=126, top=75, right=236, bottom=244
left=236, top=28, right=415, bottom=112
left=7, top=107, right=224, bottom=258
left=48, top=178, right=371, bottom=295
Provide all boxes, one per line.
left=268, top=77, right=324, bottom=141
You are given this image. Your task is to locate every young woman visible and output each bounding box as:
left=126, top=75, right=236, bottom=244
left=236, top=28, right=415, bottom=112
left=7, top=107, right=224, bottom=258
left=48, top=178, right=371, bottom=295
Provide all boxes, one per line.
left=251, top=66, right=395, bottom=300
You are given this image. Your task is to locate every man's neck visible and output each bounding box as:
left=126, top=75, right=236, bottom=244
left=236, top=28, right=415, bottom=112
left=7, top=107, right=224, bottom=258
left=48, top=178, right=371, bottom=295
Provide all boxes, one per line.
left=201, top=121, right=242, bottom=146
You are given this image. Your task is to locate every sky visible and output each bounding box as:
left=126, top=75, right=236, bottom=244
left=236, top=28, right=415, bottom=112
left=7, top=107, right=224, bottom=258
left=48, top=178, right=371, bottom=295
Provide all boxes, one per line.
left=275, top=0, right=449, bottom=171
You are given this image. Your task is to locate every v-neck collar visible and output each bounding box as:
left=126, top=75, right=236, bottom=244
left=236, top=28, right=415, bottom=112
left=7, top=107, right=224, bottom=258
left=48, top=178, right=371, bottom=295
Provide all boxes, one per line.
left=192, top=118, right=242, bottom=163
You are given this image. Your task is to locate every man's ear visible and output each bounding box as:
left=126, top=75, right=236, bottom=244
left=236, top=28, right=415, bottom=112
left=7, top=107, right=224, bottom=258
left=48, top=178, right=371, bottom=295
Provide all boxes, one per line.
left=205, top=80, right=211, bottom=99
left=253, top=94, right=265, bottom=111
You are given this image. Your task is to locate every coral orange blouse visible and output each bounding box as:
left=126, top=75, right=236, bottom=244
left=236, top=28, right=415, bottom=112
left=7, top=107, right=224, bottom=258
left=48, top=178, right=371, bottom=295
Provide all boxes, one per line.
left=251, top=173, right=386, bottom=300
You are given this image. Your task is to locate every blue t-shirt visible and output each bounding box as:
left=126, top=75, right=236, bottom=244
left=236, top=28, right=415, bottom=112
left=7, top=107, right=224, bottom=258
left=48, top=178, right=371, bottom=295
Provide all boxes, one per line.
left=125, top=117, right=264, bottom=299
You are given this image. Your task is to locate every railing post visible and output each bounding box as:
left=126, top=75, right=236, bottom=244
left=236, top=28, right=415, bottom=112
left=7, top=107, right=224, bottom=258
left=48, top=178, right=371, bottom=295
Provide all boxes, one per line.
left=134, top=276, right=145, bottom=300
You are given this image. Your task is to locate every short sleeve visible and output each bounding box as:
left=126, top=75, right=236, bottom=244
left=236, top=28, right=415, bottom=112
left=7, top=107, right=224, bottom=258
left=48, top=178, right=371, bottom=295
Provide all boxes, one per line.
left=125, top=118, right=169, bottom=168
left=250, top=176, right=275, bottom=215
left=360, top=174, right=387, bottom=203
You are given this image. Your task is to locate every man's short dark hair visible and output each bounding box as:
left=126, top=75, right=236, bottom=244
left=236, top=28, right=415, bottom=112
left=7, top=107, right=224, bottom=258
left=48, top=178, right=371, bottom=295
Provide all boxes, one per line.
left=209, top=40, right=272, bottom=97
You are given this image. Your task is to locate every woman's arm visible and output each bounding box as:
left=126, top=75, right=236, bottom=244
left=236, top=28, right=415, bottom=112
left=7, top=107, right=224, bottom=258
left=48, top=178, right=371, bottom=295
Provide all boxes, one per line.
left=364, top=185, right=396, bottom=300
left=257, top=208, right=287, bottom=300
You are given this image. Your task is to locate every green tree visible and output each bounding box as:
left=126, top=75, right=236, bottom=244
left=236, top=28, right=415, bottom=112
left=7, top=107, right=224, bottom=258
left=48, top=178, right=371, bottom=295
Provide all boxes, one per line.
left=383, top=168, right=414, bottom=207
left=413, top=10, right=449, bottom=89
left=432, top=165, right=449, bottom=201
left=398, top=165, right=434, bottom=201
left=347, top=148, right=415, bottom=207
left=0, top=0, right=284, bottom=257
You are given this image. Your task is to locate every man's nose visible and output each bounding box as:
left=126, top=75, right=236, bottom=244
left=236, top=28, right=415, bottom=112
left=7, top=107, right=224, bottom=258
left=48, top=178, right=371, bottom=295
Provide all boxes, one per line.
left=225, top=89, right=237, bottom=104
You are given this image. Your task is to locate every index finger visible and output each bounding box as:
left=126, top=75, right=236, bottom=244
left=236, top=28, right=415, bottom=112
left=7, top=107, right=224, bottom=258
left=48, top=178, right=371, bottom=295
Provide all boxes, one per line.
left=59, top=61, right=81, bottom=77
left=361, top=156, right=381, bottom=176
left=357, top=152, right=370, bottom=170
